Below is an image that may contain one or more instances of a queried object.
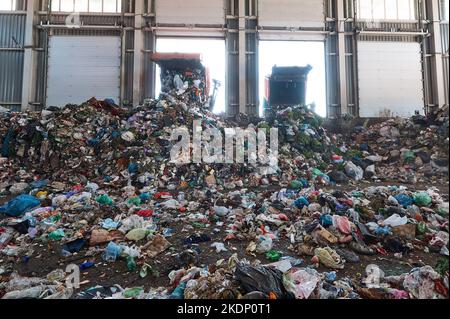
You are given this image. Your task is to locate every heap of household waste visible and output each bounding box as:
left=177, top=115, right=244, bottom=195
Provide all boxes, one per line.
left=335, top=107, right=449, bottom=185
left=0, top=71, right=448, bottom=299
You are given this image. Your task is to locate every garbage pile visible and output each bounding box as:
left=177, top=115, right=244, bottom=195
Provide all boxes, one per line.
left=0, top=172, right=448, bottom=299
left=0, top=73, right=448, bottom=299
left=335, top=107, right=449, bottom=184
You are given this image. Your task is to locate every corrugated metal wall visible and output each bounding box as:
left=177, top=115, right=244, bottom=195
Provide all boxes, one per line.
left=0, top=13, right=26, bottom=110
left=0, top=0, right=447, bottom=116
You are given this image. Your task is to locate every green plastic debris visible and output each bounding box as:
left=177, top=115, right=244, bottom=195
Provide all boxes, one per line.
left=48, top=229, right=65, bottom=241
left=351, top=191, right=364, bottom=198
left=311, top=168, right=323, bottom=177
left=127, top=197, right=141, bottom=206
left=96, top=194, right=113, bottom=206
left=417, top=222, right=427, bottom=235
left=48, top=214, right=61, bottom=223
left=123, top=287, right=144, bottom=299
left=266, top=250, right=282, bottom=261
left=126, top=256, right=137, bottom=271
left=436, top=258, right=449, bottom=277
left=188, top=180, right=196, bottom=188
left=290, top=180, right=303, bottom=189
left=437, top=207, right=448, bottom=217
left=402, top=151, right=415, bottom=162
left=413, top=192, right=432, bottom=207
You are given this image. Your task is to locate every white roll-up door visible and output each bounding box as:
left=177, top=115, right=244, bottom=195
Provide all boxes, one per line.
left=258, top=0, right=325, bottom=29
left=156, top=0, right=225, bottom=25
left=46, top=36, right=121, bottom=107
left=358, top=41, right=424, bottom=117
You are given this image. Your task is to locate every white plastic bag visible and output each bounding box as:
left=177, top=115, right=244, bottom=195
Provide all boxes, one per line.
left=382, top=214, right=408, bottom=227
left=282, top=268, right=320, bottom=299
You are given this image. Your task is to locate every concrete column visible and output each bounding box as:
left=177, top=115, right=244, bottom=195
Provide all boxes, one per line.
left=21, top=0, right=38, bottom=111
left=429, top=0, right=446, bottom=108
left=336, top=0, right=348, bottom=115
left=133, top=0, right=145, bottom=106
left=238, top=0, right=247, bottom=114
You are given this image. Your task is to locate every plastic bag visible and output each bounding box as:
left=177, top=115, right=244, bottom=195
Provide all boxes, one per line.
left=0, top=195, right=40, bottom=217
left=102, top=218, right=120, bottom=230
left=314, top=247, right=345, bottom=269
left=382, top=214, right=408, bottom=227
left=332, top=215, right=351, bottom=234
left=96, top=194, right=113, bottom=206
left=394, top=194, right=413, bottom=207
left=256, top=235, right=273, bottom=253
left=282, top=268, right=320, bottom=299
left=235, top=264, right=293, bottom=299
left=413, top=192, right=432, bottom=207
left=125, top=228, right=149, bottom=241
left=211, top=242, right=228, bottom=253
left=344, top=162, right=364, bottom=181
left=2, top=286, right=48, bottom=299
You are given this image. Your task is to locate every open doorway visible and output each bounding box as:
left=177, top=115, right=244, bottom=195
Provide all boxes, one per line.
left=155, top=38, right=226, bottom=114
left=259, top=41, right=326, bottom=117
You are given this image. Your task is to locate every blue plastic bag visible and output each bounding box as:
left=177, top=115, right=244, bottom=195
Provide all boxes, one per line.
left=294, top=196, right=309, bottom=208
left=320, top=214, right=333, bottom=227
left=0, top=194, right=40, bottom=217
left=394, top=194, right=413, bottom=208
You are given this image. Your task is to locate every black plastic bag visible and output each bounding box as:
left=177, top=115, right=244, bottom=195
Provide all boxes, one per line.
left=235, top=264, right=294, bottom=299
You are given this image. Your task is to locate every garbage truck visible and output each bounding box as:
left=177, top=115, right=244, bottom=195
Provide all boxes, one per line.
left=151, top=52, right=220, bottom=111
left=263, top=65, right=312, bottom=116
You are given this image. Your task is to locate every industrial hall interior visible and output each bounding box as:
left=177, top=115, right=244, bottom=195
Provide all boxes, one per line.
left=0, top=0, right=448, bottom=301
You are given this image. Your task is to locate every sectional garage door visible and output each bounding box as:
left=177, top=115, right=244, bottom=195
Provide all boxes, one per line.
left=155, top=0, right=225, bottom=25
left=46, top=36, right=121, bottom=107
left=258, top=0, right=325, bottom=28
left=358, top=41, right=424, bottom=117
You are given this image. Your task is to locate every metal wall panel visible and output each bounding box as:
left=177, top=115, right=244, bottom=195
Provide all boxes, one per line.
left=442, top=22, right=449, bottom=106
left=0, top=13, right=26, bottom=108
left=155, top=0, right=225, bottom=25
left=358, top=41, right=424, bottom=117
left=46, top=36, right=121, bottom=106
left=258, top=0, right=325, bottom=28
left=0, top=14, right=26, bottom=47
left=0, top=51, right=24, bottom=108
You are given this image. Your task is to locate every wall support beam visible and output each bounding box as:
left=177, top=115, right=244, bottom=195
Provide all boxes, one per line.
left=238, top=0, right=247, bottom=114
left=428, top=0, right=447, bottom=109
left=336, top=0, right=348, bottom=115
left=133, top=0, right=145, bottom=105
left=21, top=0, right=38, bottom=110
